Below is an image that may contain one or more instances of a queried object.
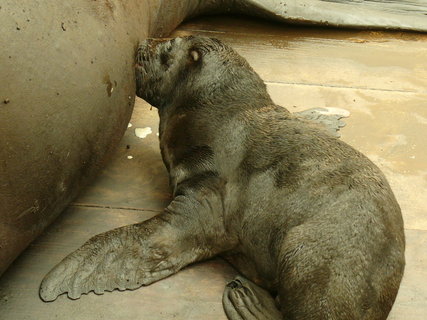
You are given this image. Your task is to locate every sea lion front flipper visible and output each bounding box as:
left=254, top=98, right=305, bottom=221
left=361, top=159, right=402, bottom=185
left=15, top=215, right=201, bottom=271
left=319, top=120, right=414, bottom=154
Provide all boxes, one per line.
left=294, top=107, right=350, bottom=137
left=40, top=191, right=230, bottom=302
left=39, top=216, right=186, bottom=301
left=223, top=276, right=282, bottom=320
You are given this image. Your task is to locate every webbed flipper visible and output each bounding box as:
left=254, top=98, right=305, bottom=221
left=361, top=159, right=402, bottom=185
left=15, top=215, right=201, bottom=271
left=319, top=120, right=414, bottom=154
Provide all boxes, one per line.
left=223, top=276, right=282, bottom=320
left=40, top=184, right=231, bottom=302
left=39, top=217, right=185, bottom=301
left=295, top=107, right=350, bottom=137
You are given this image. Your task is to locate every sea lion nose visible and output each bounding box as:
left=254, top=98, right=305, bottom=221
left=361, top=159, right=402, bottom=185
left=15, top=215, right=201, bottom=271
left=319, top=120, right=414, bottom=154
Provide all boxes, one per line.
left=137, top=38, right=166, bottom=64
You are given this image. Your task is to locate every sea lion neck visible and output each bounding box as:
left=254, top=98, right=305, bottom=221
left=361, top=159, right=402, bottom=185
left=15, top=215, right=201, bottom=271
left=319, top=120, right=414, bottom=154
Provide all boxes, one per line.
left=156, top=95, right=275, bottom=125
left=157, top=78, right=275, bottom=117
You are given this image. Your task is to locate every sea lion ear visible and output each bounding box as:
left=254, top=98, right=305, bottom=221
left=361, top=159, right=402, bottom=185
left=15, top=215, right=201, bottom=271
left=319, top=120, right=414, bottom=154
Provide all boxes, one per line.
left=189, top=49, right=200, bottom=62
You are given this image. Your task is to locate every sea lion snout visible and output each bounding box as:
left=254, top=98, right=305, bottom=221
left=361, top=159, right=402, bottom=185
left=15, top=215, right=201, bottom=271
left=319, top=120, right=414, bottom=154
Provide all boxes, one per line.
left=136, top=38, right=177, bottom=64
left=135, top=37, right=195, bottom=107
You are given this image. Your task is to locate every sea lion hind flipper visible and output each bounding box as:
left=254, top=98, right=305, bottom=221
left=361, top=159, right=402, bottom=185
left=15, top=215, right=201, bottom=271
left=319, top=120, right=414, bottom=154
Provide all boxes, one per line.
left=39, top=212, right=201, bottom=302
left=223, top=276, right=282, bottom=320
left=294, top=107, right=350, bottom=137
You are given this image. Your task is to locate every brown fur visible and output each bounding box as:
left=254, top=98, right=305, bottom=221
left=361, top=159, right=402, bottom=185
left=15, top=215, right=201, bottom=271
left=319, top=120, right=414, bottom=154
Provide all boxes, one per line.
left=40, top=36, right=405, bottom=320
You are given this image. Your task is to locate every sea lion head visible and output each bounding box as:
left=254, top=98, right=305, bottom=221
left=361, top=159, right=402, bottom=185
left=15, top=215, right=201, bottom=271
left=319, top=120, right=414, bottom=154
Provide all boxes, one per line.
left=135, top=36, right=266, bottom=109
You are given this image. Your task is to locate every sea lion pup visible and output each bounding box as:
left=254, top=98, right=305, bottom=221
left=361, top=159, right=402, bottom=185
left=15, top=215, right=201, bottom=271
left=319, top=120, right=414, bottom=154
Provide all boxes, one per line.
left=40, top=36, right=405, bottom=320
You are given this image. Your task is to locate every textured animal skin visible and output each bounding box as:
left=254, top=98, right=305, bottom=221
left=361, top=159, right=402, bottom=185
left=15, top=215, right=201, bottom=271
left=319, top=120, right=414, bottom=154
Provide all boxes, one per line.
left=40, top=37, right=405, bottom=320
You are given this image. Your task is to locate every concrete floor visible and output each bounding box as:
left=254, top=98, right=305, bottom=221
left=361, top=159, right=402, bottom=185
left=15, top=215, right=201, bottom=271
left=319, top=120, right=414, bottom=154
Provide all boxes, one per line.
left=0, top=16, right=426, bottom=319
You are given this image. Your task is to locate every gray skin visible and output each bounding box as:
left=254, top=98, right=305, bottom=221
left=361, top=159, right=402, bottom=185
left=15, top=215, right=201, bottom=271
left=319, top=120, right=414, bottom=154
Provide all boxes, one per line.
left=39, top=37, right=405, bottom=320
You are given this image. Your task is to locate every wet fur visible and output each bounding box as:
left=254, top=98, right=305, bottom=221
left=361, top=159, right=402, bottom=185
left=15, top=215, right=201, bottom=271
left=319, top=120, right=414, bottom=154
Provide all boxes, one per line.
left=136, top=37, right=405, bottom=319
left=40, top=36, right=405, bottom=320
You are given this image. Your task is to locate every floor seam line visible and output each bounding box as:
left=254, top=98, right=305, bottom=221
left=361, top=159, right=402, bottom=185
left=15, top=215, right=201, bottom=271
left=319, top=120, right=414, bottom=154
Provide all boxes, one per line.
left=69, top=203, right=163, bottom=213
left=264, top=80, right=424, bottom=94
left=176, top=28, right=427, bottom=47
left=404, top=227, right=427, bottom=232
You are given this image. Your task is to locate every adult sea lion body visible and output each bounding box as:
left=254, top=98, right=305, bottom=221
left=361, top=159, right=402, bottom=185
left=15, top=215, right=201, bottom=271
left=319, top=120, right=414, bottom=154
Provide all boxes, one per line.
left=40, top=37, right=405, bottom=320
